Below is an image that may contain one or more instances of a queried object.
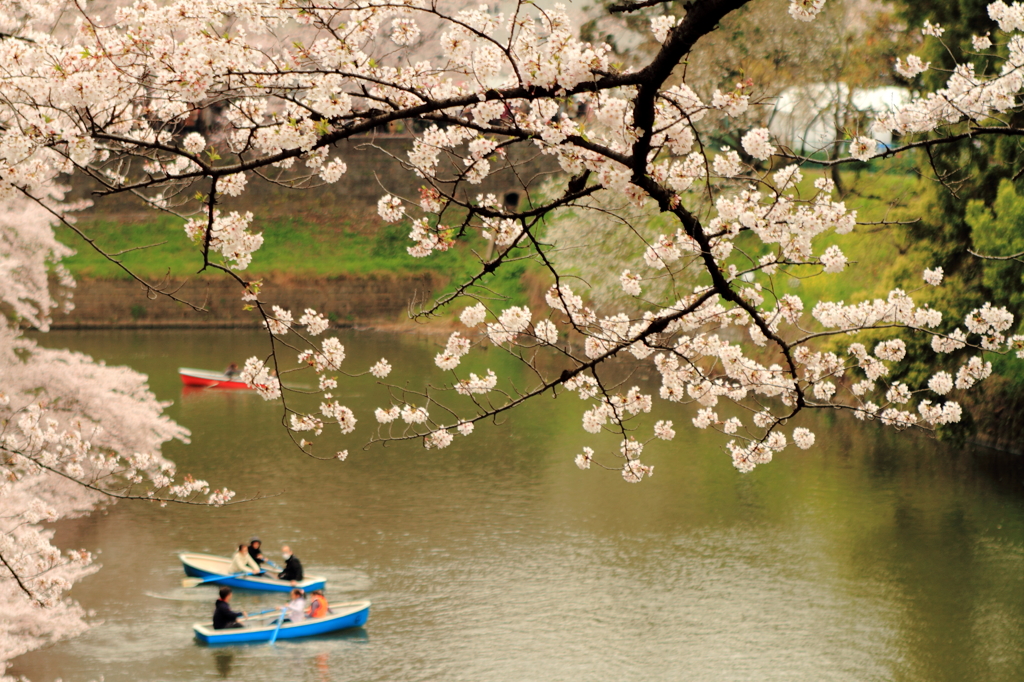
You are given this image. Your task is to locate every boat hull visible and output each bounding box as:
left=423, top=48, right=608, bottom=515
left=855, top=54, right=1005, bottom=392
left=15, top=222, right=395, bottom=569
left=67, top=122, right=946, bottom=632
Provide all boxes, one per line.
left=179, top=367, right=251, bottom=390
left=180, top=553, right=326, bottom=592
left=194, top=601, right=370, bottom=644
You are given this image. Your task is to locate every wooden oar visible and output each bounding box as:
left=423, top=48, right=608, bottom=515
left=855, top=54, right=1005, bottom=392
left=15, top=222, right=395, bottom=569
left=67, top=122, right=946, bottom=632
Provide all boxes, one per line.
left=268, top=607, right=288, bottom=645
left=181, top=571, right=252, bottom=588
left=242, top=606, right=282, bottom=618
left=240, top=609, right=278, bottom=621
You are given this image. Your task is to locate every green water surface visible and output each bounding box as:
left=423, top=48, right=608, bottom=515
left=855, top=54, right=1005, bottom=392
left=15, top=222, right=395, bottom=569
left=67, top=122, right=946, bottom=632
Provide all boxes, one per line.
left=9, top=328, right=1024, bottom=682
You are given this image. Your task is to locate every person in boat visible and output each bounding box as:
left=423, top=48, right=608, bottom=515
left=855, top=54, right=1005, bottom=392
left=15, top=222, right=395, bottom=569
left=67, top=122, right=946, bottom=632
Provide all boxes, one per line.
left=224, top=363, right=239, bottom=378
left=229, top=543, right=261, bottom=575
left=213, top=587, right=247, bottom=630
left=278, top=545, right=304, bottom=583
left=284, top=587, right=306, bottom=623
left=306, top=589, right=329, bottom=619
left=247, top=537, right=265, bottom=566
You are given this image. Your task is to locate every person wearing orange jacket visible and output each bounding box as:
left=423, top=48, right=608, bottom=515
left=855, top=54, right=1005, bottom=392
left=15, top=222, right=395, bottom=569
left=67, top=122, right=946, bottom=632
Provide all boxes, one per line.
left=306, top=589, right=329, bottom=618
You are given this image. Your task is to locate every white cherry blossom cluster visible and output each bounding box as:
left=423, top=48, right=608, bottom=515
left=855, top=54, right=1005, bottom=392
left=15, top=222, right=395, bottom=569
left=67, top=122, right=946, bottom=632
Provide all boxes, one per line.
left=620, top=270, right=643, bottom=296
left=378, top=196, right=406, bottom=223
left=650, top=15, right=679, bottom=43
left=183, top=211, right=263, bottom=270
left=320, top=401, right=357, bottom=434
left=436, top=332, right=472, bottom=370
left=298, top=309, right=329, bottom=336
left=924, top=267, right=945, bottom=286
left=895, top=55, right=930, bottom=80
left=402, top=405, right=430, bottom=424
left=263, top=306, right=293, bottom=335
left=575, top=446, right=595, bottom=470
left=408, top=218, right=454, bottom=258
left=241, top=357, right=282, bottom=400
left=874, top=3, right=1024, bottom=137
left=455, top=370, right=498, bottom=396
left=486, top=306, right=532, bottom=345
left=370, top=358, right=392, bottom=378
left=740, top=128, right=776, bottom=161
left=711, top=83, right=751, bottom=116
left=789, top=0, right=827, bottom=22
left=460, top=302, right=488, bottom=328
left=849, top=137, right=879, bottom=161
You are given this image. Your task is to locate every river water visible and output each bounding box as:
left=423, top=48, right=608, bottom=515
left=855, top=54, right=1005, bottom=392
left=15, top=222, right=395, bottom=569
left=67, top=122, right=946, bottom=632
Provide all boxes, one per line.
left=9, top=329, right=1024, bottom=682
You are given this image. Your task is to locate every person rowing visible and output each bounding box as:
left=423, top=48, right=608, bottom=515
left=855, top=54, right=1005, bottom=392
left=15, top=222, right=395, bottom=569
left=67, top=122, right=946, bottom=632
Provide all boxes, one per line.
left=284, top=588, right=306, bottom=623
left=229, top=543, right=261, bottom=575
left=212, top=587, right=247, bottom=630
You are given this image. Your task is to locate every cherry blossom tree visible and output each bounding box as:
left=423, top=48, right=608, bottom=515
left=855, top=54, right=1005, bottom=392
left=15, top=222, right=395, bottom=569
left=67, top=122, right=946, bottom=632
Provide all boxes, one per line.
left=0, top=196, right=237, bottom=674
left=5, top=0, right=1024, bottom=665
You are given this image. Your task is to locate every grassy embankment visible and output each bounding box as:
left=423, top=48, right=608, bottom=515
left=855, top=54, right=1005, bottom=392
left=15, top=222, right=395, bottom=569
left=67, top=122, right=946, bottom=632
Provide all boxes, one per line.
left=56, top=212, right=532, bottom=316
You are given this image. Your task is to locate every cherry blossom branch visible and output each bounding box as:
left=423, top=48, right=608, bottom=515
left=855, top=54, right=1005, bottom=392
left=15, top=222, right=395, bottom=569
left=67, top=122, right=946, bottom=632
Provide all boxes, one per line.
left=0, top=547, right=43, bottom=606
left=968, top=247, right=1024, bottom=263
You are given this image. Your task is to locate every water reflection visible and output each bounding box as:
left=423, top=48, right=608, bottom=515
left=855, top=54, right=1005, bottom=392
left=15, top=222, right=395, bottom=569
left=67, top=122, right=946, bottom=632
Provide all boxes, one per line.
left=213, top=650, right=233, bottom=678
left=9, top=329, right=1024, bottom=682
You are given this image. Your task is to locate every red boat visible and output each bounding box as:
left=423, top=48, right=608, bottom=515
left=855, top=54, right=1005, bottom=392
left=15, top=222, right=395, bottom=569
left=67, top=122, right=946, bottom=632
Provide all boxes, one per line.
left=178, top=367, right=251, bottom=390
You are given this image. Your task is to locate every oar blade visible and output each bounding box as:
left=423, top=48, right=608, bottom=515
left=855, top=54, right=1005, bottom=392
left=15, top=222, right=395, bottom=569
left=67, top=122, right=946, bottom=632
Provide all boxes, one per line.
left=181, top=571, right=251, bottom=588
left=268, top=608, right=287, bottom=645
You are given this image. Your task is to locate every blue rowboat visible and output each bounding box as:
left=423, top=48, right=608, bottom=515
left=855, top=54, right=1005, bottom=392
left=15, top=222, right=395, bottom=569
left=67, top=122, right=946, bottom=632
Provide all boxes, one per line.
left=180, top=552, right=326, bottom=592
left=194, top=600, right=371, bottom=644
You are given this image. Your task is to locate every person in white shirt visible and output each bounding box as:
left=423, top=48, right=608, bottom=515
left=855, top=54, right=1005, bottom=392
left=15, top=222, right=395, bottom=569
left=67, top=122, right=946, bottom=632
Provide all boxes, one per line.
left=228, top=543, right=261, bottom=575
left=284, top=588, right=306, bottom=623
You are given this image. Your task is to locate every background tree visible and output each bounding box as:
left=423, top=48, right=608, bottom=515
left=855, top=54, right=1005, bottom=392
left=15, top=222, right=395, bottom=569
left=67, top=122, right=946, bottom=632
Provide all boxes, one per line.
left=554, top=0, right=916, bottom=309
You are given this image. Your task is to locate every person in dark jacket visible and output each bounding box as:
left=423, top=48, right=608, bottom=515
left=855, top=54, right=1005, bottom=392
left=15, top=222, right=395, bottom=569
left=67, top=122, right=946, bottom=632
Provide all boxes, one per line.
left=247, top=537, right=265, bottom=566
left=213, top=587, right=246, bottom=629
left=278, top=545, right=304, bottom=583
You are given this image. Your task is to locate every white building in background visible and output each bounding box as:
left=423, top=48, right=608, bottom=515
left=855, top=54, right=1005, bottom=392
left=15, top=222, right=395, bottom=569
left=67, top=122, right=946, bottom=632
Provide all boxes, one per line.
left=768, top=83, right=911, bottom=154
